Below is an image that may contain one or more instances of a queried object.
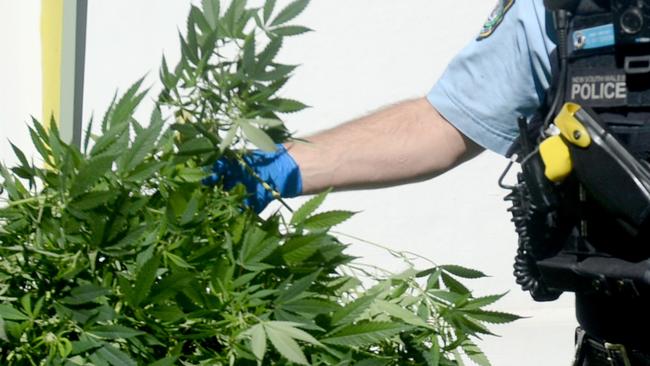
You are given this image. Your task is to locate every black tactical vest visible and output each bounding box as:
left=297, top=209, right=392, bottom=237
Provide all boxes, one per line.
left=506, top=0, right=650, bottom=347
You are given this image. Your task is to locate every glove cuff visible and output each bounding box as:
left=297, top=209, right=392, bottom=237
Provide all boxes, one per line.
left=275, top=144, right=303, bottom=198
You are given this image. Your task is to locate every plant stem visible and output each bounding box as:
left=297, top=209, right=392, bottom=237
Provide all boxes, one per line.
left=1, top=195, right=50, bottom=208
left=330, top=230, right=437, bottom=266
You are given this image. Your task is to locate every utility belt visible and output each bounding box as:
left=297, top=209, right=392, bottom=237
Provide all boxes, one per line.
left=574, top=328, right=650, bottom=366
left=505, top=0, right=650, bottom=302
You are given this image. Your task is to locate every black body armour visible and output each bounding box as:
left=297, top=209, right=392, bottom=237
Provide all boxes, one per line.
left=507, top=0, right=650, bottom=349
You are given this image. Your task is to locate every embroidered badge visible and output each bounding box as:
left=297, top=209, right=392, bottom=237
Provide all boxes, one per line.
left=477, top=0, right=515, bottom=41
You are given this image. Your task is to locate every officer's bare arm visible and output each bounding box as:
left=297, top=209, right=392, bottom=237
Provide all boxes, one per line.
left=285, top=97, right=484, bottom=194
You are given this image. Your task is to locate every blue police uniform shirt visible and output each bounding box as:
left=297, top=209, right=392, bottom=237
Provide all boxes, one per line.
left=427, top=0, right=556, bottom=156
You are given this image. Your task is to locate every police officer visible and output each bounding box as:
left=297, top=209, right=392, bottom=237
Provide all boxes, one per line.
left=206, top=1, right=650, bottom=364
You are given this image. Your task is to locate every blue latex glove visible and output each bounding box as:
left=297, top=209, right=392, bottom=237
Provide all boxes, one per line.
left=203, top=144, right=303, bottom=213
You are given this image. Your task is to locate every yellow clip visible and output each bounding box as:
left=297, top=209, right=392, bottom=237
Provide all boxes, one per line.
left=554, top=103, right=591, bottom=148
left=540, top=135, right=572, bottom=183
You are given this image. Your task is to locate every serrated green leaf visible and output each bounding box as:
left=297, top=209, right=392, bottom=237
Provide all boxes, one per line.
left=219, top=126, right=238, bottom=151
left=9, top=142, right=30, bottom=169
left=426, top=269, right=442, bottom=290
left=456, top=314, right=495, bottom=336
left=180, top=28, right=199, bottom=66
left=105, top=78, right=147, bottom=131
left=322, top=322, right=412, bottom=347
left=180, top=193, right=200, bottom=225
left=100, top=92, right=118, bottom=133
left=263, top=0, right=276, bottom=22
left=105, top=225, right=147, bottom=250
left=238, top=119, right=277, bottom=152
left=428, top=290, right=467, bottom=305
left=247, top=118, right=284, bottom=128
left=83, top=115, right=94, bottom=154
left=177, top=137, right=214, bottom=156
left=186, top=9, right=199, bottom=55
left=441, top=265, right=487, bottom=279
left=149, top=304, right=184, bottom=323
left=257, top=64, right=297, bottom=82
left=46, top=122, right=65, bottom=166
left=267, top=98, right=308, bottom=113
left=265, top=321, right=322, bottom=346
left=223, top=0, right=246, bottom=36
left=331, top=293, right=378, bottom=326
left=28, top=126, right=53, bottom=166
left=265, top=323, right=309, bottom=365
left=177, top=167, right=207, bottom=182
left=90, top=118, right=129, bottom=157
left=453, top=349, right=468, bottom=366
left=423, top=336, right=441, bottom=366
left=95, top=344, right=137, bottom=366
left=463, top=341, right=491, bottom=366
left=125, top=161, right=167, bottom=182
left=0, top=305, right=29, bottom=321
left=165, top=252, right=194, bottom=269
left=281, top=234, right=330, bottom=265
left=276, top=270, right=320, bottom=304
left=170, top=122, right=198, bottom=138
left=257, top=38, right=283, bottom=71
left=89, top=325, right=145, bottom=339
left=271, top=0, right=310, bottom=26
left=441, top=272, right=470, bottom=295
left=61, top=284, right=110, bottom=305
left=149, top=357, right=178, bottom=366
left=0, top=317, right=7, bottom=342
left=20, top=295, right=32, bottom=318
left=201, top=0, right=220, bottom=28
left=249, top=324, right=267, bottom=362
left=462, top=293, right=507, bottom=310
left=231, top=272, right=258, bottom=289
left=70, top=190, right=119, bottom=210
left=71, top=153, right=117, bottom=197
left=374, top=300, right=430, bottom=328
left=243, top=34, right=256, bottom=74
left=251, top=77, right=289, bottom=102
left=290, top=189, right=329, bottom=226
left=131, top=254, right=161, bottom=306
left=302, top=210, right=354, bottom=230
left=194, top=7, right=213, bottom=36
left=272, top=25, right=312, bottom=37
left=354, top=359, right=391, bottom=366
left=118, top=109, right=164, bottom=175
left=240, top=227, right=278, bottom=269
left=11, top=166, right=35, bottom=182
left=0, top=165, right=18, bottom=199
left=88, top=351, right=111, bottom=366
left=417, top=267, right=437, bottom=278
left=464, top=310, right=523, bottom=324
left=132, top=119, right=145, bottom=136
left=281, top=298, right=340, bottom=315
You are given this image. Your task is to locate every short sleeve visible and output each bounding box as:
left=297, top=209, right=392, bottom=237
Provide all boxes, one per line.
left=427, top=0, right=555, bottom=155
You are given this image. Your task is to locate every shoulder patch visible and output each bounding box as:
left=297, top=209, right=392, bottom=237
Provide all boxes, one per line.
left=477, top=0, right=515, bottom=41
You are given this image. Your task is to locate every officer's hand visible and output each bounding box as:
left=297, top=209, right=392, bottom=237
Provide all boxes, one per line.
left=203, top=144, right=302, bottom=213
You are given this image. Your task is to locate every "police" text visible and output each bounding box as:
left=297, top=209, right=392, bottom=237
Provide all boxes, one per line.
left=570, top=74, right=626, bottom=101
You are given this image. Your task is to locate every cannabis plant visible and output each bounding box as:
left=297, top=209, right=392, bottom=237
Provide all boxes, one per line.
left=0, top=1, right=519, bottom=365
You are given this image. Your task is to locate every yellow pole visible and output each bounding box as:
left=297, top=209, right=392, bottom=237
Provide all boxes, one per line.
left=41, top=0, right=64, bottom=129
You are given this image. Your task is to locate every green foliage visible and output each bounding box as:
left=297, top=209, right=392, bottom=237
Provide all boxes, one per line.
left=0, top=1, right=520, bottom=365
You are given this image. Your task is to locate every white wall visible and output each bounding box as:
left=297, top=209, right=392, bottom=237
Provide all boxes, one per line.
left=1, top=1, right=576, bottom=364
left=0, top=2, right=42, bottom=166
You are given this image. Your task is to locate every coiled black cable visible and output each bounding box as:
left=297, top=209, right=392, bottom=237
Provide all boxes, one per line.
left=504, top=173, right=562, bottom=301
left=499, top=9, right=572, bottom=302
